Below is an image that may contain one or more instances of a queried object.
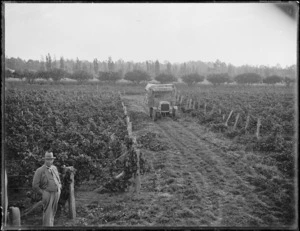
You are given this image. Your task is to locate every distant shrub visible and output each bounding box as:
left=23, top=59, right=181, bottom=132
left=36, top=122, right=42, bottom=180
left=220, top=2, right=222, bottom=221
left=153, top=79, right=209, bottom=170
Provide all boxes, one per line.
left=98, top=71, right=122, bottom=82
left=124, top=70, right=151, bottom=83
left=206, top=73, right=230, bottom=85
left=181, top=73, right=205, bottom=85
left=263, top=75, right=283, bottom=84
left=71, top=70, right=93, bottom=82
left=155, top=73, right=177, bottom=83
left=235, top=73, right=262, bottom=84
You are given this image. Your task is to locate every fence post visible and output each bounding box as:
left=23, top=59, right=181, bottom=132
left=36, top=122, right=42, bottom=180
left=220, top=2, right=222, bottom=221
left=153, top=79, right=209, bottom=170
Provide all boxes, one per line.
left=128, top=121, right=132, bottom=136
left=135, top=149, right=141, bottom=194
left=69, top=167, right=76, bottom=219
left=233, top=113, right=240, bottom=131
left=180, top=96, right=184, bottom=107
left=4, top=170, right=8, bottom=226
left=225, top=110, right=234, bottom=127
left=192, top=100, right=196, bottom=110
left=245, top=115, right=250, bottom=131
left=256, top=118, right=261, bottom=140
left=204, top=103, right=207, bottom=115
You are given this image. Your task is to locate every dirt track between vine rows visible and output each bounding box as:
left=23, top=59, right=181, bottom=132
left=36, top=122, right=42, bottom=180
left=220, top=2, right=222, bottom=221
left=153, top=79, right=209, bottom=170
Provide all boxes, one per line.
left=121, top=94, right=282, bottom=227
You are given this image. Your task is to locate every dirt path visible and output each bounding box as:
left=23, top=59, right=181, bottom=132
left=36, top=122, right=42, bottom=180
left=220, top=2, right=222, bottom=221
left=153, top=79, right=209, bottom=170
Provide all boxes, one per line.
left=121, top=94, right=282, bottom=227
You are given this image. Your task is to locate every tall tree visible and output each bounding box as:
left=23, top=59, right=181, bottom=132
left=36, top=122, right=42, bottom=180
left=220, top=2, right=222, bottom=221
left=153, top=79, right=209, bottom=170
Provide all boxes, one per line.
left=108, top=56, right=114, bottom=72
left=75, top=57, right=81, bottom=72
left=93, top=58, right=99, bottom=75
left=39, top=56, right=46, bottom=71
left=180, top=63, right=187, bottom=76
left=53, top=55, right=57, bottom=69
left=155, top=60, right=160, bottom=76
left=146, top=61, right=150, bottom=72
left=166, top=62, right=172, bottom=74
left=82, top=62, right=88, bottom=72
left=45, top=53, right=52, bottom=71
left=60, top=56, right=65, bottom=70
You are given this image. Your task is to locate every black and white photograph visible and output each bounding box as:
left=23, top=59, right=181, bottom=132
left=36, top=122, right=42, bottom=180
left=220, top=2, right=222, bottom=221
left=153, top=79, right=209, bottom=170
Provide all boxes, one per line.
left=2, top=2, right=298, bottom=229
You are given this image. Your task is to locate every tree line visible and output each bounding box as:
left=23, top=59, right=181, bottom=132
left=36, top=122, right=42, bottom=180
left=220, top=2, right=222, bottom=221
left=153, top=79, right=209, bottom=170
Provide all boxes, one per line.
left=5, top=54, right=296, bottom=85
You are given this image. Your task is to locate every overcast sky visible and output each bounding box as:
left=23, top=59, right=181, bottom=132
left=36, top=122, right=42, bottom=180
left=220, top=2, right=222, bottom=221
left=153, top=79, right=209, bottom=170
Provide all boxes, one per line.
left=4, top=3, right=298, bottom=67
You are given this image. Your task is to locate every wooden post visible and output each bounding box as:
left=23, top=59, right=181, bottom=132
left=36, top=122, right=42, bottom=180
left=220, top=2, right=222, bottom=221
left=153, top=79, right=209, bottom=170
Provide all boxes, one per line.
left=4, top=170, right=8, bottom=226
left=256, top=118, right=261, bottom=139
left=128, top=122, right=132, bottom=135
left=185, top=98, right=189, bottom=110
left=135, top=149, right=141, bottom=194
left=124, top=107, right=127, bottom=116
left=180, top=96, right=184, bottom=106
left=192, top=100, right=196, bottom=110
left=126, top=116, right=130, bottom=125
left=225, top=110, right=234, bottom=127
left=233, top=113, right=240, bottom=130
left=69, top=167, right=76, bottom=219
left=245, top=115, right=250, bottom=131
left=204, top=103, right=207, bottom=115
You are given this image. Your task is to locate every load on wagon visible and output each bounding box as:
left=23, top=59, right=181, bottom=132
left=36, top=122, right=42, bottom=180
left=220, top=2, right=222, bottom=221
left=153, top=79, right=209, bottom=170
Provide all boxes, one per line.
left=145, top=83, right=178, bottom=121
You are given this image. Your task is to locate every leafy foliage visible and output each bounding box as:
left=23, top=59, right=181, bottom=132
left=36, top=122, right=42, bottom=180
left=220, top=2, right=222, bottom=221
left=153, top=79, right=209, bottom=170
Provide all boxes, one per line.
left=155, top=73, right=177, bottom=83
left=206, top=73, right=230, bottom=85
left=5, top=85, right=145, bottom=193
left=263, top=75, right=283, bottom=84
left=284, top=77, right=295, bottom=86
left=181, top=73, right=205, bottom=85
left=234, top=73, right=262, bottom=84
left=98, top=71, right=122, bottom=82
left=124, top=70, right=151, bottom=83
left=71, top=70, right=93, bottom=82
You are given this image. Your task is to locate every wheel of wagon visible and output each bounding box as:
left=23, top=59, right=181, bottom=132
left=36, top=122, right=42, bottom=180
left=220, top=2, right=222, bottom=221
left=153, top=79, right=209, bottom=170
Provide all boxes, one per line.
left=9, top=207, right=21, bottom=226
left=149, top=107, right=153, bottom=118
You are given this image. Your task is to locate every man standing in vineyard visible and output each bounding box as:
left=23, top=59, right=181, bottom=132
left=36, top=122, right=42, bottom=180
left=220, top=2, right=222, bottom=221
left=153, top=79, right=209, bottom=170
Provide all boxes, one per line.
left=32, top=151, right=62, bottom=226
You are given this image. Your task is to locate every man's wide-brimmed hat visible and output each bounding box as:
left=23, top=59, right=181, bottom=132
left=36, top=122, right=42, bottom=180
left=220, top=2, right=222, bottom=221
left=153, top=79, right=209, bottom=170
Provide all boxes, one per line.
left=44, top=151, right=56, bottom=160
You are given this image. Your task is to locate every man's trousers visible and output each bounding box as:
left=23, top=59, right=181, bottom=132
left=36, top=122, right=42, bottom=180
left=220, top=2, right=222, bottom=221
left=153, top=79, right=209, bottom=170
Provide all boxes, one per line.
left=42, top=190, right=61, bottom=226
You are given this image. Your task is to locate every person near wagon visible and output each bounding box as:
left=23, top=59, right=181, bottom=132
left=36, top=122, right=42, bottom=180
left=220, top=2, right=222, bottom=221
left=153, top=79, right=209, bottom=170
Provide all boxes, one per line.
left=32, top=151, right=62, bottom=226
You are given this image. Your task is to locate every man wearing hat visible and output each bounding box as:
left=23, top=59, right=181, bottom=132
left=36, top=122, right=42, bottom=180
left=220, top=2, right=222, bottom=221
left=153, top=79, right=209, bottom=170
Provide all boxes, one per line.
left=32, top=151, right=62, bottom=226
